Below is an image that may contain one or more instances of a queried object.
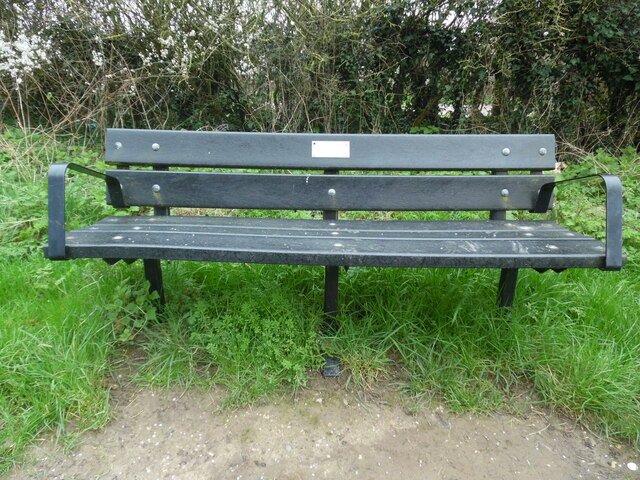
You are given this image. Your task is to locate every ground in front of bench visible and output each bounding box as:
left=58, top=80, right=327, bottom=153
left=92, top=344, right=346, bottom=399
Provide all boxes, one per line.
left=6, top=379, right=629, bottom=480
left=47, top=216, right=608, bottom=270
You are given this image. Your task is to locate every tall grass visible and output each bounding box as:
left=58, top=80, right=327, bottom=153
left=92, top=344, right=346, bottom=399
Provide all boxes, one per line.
left=0, top=257, right=113, bottom=469
left=1, top=127, right=639, bottom=473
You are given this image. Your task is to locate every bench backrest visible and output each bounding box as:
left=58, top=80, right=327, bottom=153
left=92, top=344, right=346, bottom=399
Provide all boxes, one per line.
left=106, top=129, right=555, bottom=170
left=104, top=129, right=556, bottom=212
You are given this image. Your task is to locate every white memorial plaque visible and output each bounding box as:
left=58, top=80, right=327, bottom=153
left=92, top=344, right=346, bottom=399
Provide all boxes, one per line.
left=311, top=141, right=350, bottom=158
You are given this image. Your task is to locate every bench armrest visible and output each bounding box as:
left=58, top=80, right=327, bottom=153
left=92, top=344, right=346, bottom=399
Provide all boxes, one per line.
left=533, top=174, right=623, bottom=270
left=47, top=162, right=124, bottom=260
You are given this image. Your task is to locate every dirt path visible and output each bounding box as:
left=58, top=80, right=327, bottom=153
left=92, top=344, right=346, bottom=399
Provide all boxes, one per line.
left=8, top=374, right=639, bottom=480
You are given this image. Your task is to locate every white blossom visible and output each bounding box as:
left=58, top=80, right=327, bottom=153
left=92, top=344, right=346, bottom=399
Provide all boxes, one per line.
left=158, top=36, right=176, bottom=47
left=91, top=50, right=104, bottom=67
left=139, top=52, right=154, bottom=66
left=0, top=32, right=52, bottom=85
left=479, top=104, right=492, bottom=116
left=438, top=103, right=454, bottom=116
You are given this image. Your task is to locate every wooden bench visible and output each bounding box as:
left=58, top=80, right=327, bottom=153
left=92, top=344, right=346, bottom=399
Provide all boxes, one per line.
left=45, top=129, right=624, bottom=331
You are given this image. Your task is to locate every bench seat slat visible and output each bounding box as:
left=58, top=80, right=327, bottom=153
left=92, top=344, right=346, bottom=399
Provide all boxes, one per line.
left=86, top=217, right=594, bottom=241
left=87, top=215, right=570, bottom=232
left=51, top=217, right=607, bottom=269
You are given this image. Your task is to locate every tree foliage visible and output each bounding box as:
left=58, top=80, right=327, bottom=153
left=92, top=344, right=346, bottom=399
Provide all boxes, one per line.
left=1, top=0, right=638, bottom=151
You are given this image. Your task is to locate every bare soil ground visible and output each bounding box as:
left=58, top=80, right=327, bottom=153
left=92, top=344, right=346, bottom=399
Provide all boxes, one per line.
left=8, top=373, right=640, bottom=480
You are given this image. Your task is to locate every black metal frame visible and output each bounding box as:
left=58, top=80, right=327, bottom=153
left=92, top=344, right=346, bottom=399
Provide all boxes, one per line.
left=497, top=268, right=519, bottom=308
left=144, top=258, right=166, bottom=305
left=47, top=163, right=124, bottom=260
left=533, top=174, right=623, bottom=270
left=322, top=169, right=340, bottom=333
left=321, top=169, right=340, bottom=376
left=143, top=165, right=170, bottom=306
left=490, top=170, right=518, bottom=307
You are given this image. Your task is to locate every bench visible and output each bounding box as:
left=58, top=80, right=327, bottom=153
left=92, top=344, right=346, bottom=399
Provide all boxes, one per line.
left=45, top=130, right=624, bottom=349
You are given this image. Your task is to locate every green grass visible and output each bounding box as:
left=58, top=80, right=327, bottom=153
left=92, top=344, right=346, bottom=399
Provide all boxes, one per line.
left=0, top=256, right=114, bottom=468
left=1, top=127, right=639, bottom=473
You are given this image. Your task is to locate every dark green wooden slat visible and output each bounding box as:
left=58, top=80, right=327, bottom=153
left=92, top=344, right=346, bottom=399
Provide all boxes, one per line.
left=48, top=242, right=607, bottom=269
left=90, top=217, right=592, bottom=239
left=105, top=129, right=556, bottom=170
left=96, top=216, right=563, bottom=231
left=84, top=221, right=593, bottom=241
left=63, top=229, right=605, bottom=256
left=107, top=170, right=553, bottom=211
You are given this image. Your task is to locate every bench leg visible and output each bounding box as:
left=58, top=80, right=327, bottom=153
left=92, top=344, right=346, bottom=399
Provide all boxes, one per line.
left=321, top=177, right=341, bottom=376
left=322, top=265, right=340, bottom=377
left=144, top=259, right=166, bottom=306
left=497, top=268, right=518, bottom=308
left=323, top=265, right=339, bottom=332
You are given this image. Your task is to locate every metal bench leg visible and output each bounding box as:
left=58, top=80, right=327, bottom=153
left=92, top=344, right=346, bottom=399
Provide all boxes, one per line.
left=144, top=259, right=166, bottom=306
left=322, top=265, right=340, bottom=377
left=323, top=265, right=339, bottom=333
left=145, top=196, right=169, bottom=307
left=321, top=170, right=341, bottom=377
left=497, top=268, right=518, bottom=308
left=489, top=188, right=518, bottom=309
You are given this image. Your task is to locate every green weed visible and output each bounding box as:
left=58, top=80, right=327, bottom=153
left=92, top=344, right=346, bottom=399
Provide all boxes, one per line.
left=133, top=264, right=324, bottom=406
